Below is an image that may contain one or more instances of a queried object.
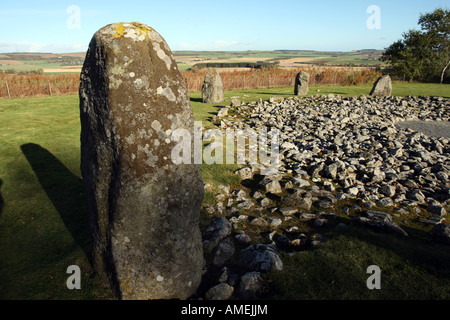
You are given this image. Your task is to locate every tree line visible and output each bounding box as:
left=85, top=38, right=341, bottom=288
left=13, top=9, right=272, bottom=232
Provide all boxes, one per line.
left=381, top=8, right=449, bottom=83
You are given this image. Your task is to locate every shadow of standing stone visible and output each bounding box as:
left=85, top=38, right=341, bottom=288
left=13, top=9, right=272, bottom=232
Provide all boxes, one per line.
left=21, top=143, right=92, bottom=261
left=0, top=179, right=3, bottom=218
left=79, top=22, right=204, bottom=300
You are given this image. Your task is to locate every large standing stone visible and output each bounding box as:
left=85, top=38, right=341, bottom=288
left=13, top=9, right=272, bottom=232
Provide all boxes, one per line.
left=370, top=75, right=392, bottom=97
left=79, top=22, right=204, bottom=300
left=202, top=68, right=224, bottom=103
left=294, top=71, right=310, bottom=96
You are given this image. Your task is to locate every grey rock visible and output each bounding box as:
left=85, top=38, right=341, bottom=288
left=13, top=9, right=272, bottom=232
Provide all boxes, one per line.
left=259, top=177, right=283, bottom=194
left=235, top=167, right=253, bottom=180
left=238, top=272, right=265, bottom=300
left=291, top=177, right=311, bottom=188
left=269, top=96, right=284, bottom=103
left=250, top=217, right=269, bottom=227
left=202, top=68, right=224, bottom=103
left=299, top=213, right=317, bottom=221
left=268, top=217, right=283, bottom=228
left=379, top=184, right=396, bottom=197
left=354, top=211, right=408, bottom=237
left=406, top=190, right=426, bottom=204
left=213, top=238, right=235, bottom=266
left=371, top=167, right=386, bottom=184
left=279, top=207, right=299, bottom=216
left=217, top=107, right=229, bottom=118
left=231, top=98, right=241, bottom=107
left=240, top=244, right=283, bottom=272
left=252, top=191, right=264, bottom=199
left=205, top=283, right=234, bottom=300
left=79, top=22, right=203, bottom=300
left=422, top=216, right=446, bottom=225
left=370, top=75, right=392, bottom=97
left=235, top=232, right=252, bottom=244
left=294, top=71, right=310, bottom=96
left=377, top=197, right=395, bottom=207
left=316, top=199, right=334, bottom=209
left=237, top=200, right=254, bottom=210
left=323, top=162, right=339, bottom=179
left=282, top=190, right=313, bottom=211
left=203, top=217, right=232, bottom=253
left=260, top=197, right=272, bottom=207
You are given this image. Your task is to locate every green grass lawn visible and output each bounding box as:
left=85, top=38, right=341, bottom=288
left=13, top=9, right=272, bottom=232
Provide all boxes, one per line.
left=0, top=82, right=449, bottom=300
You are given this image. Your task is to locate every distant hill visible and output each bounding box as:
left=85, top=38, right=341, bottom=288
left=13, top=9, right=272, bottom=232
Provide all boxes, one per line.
left=0, top=50, right=385, bottom=74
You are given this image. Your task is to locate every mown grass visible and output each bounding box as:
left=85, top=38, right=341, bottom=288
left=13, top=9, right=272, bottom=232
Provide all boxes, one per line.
left=0, top=82, right=449, bottom=300
left=271, top=226, right=450, bottom=300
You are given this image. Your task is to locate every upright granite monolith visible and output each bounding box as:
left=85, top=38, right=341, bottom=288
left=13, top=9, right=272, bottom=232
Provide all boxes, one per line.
left=202, top=68, right=224, bottom=103
left=370, top=75, right=392, bottom=97
left=294, top=71, right=310, bottom=96
left=79, top=22, right=204, bottom=300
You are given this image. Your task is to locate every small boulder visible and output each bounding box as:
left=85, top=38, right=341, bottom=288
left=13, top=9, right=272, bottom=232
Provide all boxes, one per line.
left=294, top=71, right=310, bottom=96
left=370, top=75, right=392, bottom=97
left=202, top=68, right=224, bottom=103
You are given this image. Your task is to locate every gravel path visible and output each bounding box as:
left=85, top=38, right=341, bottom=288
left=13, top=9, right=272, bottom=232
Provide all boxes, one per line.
left=396, top=121, right=450, bottom=139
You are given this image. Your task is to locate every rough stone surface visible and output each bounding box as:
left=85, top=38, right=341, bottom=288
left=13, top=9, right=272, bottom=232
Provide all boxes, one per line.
left=370, top=75, right=392, bottom=97
left=79, top=22, right=204, bottom=300
left=240, top=244, right=283, bottom=272
left=203, top=217, right=232, bottom=253
left=238, top=272, right=265, bottom=300
left=202, top=68, right=224, bottom=103
left=294, top=71, right=310, bottom=96
left=213, top=238, right=235, bottom=266
left=205, top=283, right=234, bottom=300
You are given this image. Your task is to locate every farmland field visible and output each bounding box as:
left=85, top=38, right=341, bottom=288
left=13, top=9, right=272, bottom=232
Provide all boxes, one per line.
left=0, top=50, right=385, bottom=74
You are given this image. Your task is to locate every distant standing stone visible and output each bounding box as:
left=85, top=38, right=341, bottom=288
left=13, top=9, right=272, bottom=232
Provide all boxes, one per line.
left=202, top=68, right=224, bottom=103
left=370, top=75, right=392, bottom=97
left=294, top=71, right=310, bottom=96
left=79, top=22, right=204, bottom=300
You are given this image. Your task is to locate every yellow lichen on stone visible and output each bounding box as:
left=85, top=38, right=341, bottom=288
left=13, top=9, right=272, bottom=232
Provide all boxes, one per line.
left=113, top=23, right=126, bottom=39
left=112, top=22, right=154, bottom=40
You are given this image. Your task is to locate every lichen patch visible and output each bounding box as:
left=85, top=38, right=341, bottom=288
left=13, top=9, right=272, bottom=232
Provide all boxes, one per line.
left=157, top=86, right=176, bottom=102
left=152, top=42, right=172, bottom=70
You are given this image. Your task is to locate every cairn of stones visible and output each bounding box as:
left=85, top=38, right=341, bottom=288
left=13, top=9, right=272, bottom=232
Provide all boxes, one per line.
left=79, top=22, right=204, bottom=300
left=294, top=71, right=310, bottom=96
left=198, top=93, right=450, bottom=299
left=202, top=68, right=224, bottom=103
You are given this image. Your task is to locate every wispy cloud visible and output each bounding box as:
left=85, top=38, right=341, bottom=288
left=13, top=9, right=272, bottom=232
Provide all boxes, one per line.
left=177, top=40, right=241, bottom=51
left=0, top=8, right=104, bottom=17
left=0, top=40, right=87, bottom=53
left=0, top=9, right=65, bottom=16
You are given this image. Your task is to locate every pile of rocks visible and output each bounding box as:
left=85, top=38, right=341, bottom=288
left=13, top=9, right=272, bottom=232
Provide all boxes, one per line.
left=197, top=93, right=450, bottom=300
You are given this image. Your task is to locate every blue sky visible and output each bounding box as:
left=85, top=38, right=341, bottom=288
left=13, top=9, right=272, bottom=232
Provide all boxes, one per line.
left=0, top=0, right=448, bottom=53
